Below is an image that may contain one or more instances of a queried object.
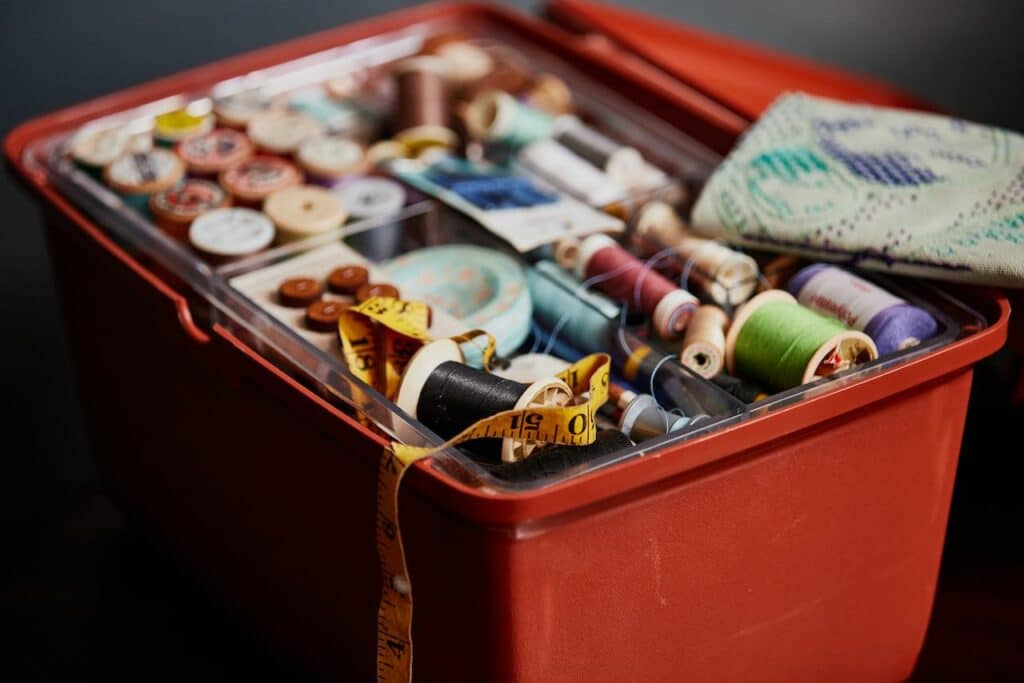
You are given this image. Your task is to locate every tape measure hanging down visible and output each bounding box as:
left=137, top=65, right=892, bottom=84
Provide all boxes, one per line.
left=334, top=297, right=610, bottom=683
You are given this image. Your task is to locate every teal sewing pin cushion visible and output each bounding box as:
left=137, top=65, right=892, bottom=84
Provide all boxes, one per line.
left=691, top=93, right=1024, bottom=287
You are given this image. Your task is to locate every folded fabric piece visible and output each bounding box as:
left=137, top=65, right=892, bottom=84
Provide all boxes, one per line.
left=691, top=93, right=1024, bottom=287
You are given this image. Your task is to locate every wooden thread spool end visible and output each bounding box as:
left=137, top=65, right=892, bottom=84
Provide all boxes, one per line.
left=680, top=305, right=728, bottom=378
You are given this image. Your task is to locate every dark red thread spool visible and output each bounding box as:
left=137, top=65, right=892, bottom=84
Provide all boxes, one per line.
left=576, top=233, right=697, bottom=339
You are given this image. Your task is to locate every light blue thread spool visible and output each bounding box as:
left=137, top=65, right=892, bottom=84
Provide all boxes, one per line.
left=526, top=263, right=618, bottom=355
left=465, top=90, right=554, bottom=148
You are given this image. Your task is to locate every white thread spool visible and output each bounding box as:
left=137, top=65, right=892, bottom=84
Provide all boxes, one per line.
left=518, top=138, right=627, bottom=207
left=680, top=305, right=728, bottom=378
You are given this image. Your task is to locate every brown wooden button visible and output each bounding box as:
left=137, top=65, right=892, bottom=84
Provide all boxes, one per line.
left=305, top=300, right=348, bottom=332
left=356, top=282, right=400, bottom=302
left=278, top=277, right=323, bottom=307
left=327, top=265, right=369, bottom=295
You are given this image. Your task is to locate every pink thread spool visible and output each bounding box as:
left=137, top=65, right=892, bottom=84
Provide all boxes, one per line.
left=576, top=233, right=697, bottom=339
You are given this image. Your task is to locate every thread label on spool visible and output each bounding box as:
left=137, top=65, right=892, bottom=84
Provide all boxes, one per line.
left=797, top=267, right=905, bottom=330
left=386, top=154, right=623, bottom=252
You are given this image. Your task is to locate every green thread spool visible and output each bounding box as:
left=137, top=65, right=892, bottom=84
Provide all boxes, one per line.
left=465, top=89, right=553, bottom=147
left=725, top=290, right=877, bottom=391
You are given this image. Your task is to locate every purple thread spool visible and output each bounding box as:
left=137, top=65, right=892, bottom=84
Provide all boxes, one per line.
left=787, top=264, right=938, bottom=355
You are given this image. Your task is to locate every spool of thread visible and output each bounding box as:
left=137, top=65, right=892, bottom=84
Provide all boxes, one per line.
left=492, top=353, right=570, bottom=384
left=214, top=89, right=277, bottom=128
left=395, top=339, right=573, bottom=462
left=576, top=233, right=698, bottom=339
left=392, top=56, right=457, bottom=154
left=680, top=305, right=728, bottom=378
left=553, top=115, right=645, bottom=185
left=70, top=125, right=150, bottom=175
left=759, top=255, right=804, bottom=291
left=633, top=201, right=759, bottom=306
left=618, top=393, right=696, bottom=443
left=527, top=263, right=618, bottom=354
left=219, top=156, right=303, bottom=207
left=725, top=290, right=878, bottom=392
left=487, top=429, right=633, bottom=483
left=263, top=185, right=348, bottom=243
left=528, top=323, right=587, bottom=365
left=334, top=177, right=406, bottom=220
left=787, top=264, right=939, bottom=355
left=712, top=373, right=768, bottom=404
left=422, top=35, right=494, bottom=87
left=553, top=237, right=580, bottom=272
left=282, top=87, right=377, bottom=139
left=296, top=136, right=367, bottom=184
left=534, top=260, right=621, bottom=320
left=153, top=106, right=214, bottom=146
left=523, top=73, right=573, bottom=116
left=188, top=207, right=275, bottom=262
left=518, top=138, right=627, bottom=207
left=149, top=178, right=230, bottom=241
left=464, top=90, right=554, bottom=147
left=247, top=111, right=324, bottom=155
left=176, top=128, right=253, bottom=178
left=529, top=265, right=733, bottom=417
left=104, top=149, right=185, bottom=213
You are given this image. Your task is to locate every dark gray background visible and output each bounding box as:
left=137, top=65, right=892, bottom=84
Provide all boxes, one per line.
left=2, top=1, right=1022, bottom=680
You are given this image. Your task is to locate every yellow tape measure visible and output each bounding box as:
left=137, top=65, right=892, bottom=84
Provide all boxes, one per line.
left=336, top=297, right=609, bottom=682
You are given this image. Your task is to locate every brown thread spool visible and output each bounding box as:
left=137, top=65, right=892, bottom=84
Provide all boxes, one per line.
left=422, top=34, right=495, bottom=87
left=460, top=45, right=533, bottom=101
left=680, top=305, right=728, bottom=378
left=633, top=201, right=760, bottom=306
left=524, top=73, right=574, bottom=116
left=392, top=56, right=457, bottom=154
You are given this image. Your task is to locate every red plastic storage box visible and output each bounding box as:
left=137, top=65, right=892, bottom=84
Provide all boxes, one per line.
left=6, top=2, right=1010, bottom=681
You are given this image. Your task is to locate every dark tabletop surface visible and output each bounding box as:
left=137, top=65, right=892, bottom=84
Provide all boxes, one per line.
left=2, top=1, right=1022, bottom=680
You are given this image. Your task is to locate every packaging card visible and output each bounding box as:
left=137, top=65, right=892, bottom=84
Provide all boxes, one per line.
left=387, top=155, right=622, bottom=252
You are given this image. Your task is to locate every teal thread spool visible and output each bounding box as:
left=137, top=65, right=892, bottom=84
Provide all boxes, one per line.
left=725, top=290, right=877, bottom=391
left=465, top=89, right=554, bottom=147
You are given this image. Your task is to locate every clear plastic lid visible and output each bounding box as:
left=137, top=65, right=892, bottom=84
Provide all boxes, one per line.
left=22, top=16, right=987, bottom=493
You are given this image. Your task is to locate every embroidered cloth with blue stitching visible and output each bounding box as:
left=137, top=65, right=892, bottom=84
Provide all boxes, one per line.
left=691, top=93, right=1024, bottom=287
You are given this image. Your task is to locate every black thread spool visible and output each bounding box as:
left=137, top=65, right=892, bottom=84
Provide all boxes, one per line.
left=488, top=429, right=634, bottom=483
left=712, top=373, right=766, bottom=404
left=553, top=115, right=645, bottom=183
left=392, top=56, right=458, bottom=154
left=395, top=340, right=573, bottom=462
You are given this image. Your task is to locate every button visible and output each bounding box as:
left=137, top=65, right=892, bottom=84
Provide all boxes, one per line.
left=219, top=156, right=302, bottom=203
left=189, top=207, right=275, bottom=258
left=176, top=128, right=253, bottom=175
left=247, top=111, right=324, bottom=154
left=305, top=299, right=349, bottom=332
left=278, top=277, right=324, bottom=307
left=356, top=282, right=399, bottom=302
left=327, top=264, right=369, bottom=295
left=263, top=185, right=348, bottom=242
